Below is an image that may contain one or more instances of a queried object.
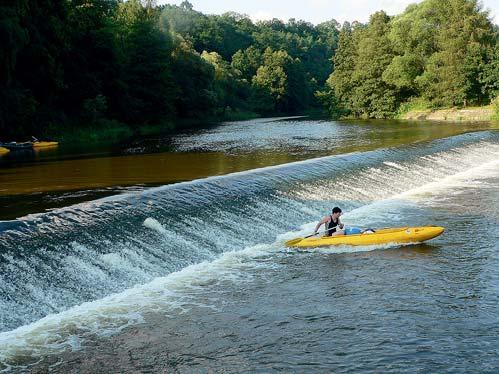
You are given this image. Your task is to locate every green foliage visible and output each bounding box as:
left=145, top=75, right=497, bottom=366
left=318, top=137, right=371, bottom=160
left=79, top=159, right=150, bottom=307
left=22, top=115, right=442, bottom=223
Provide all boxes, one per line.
left=382, top=54, right=421, bottom=92
left=119, top=2, right=176, bottom=124
left=0, top=0, right=343, bottom=138
left=327, top=22, right=361, bottom=115
left=354, top=12, right=399, bottom=118
left=315, top=89, right=345, bottom=119
left=492, top=96, right=499, bottom=119
left=396, top=97, right=432, bottom=118
left=81, top=94, right=107, bottom=124
left=328, top=12, right=399, bottom=118
left=201, top=50, right=250, bottom=115
left=231, top=46, right=262, bottom=80
left=0, top=0, right=70, bottom=137
left=2, top=0, right=498, bottom=138
left=252, top=65, right=286, bottom=113
left=414, top=0, right=494, bottom=107
left=0, top=2, right=29, bottom=86
left=251, top=48, right=310, bottom=113
left=62, top=0, right=121, bottom=119
left=323, top=0, right=498, bottom=118
left=170, top=37, right=217, bottom=118
left=0, top=87, right=38, bottom=138
left=52, top=119, right=134, bottom=144
left=160, top=5, right=254, bottom=61
left=251, top=18, right=339, bottom=86
left=480, top=44, right=499, bottom=100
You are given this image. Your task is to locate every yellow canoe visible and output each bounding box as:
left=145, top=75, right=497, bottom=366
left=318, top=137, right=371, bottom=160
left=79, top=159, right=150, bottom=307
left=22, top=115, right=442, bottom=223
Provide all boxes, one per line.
left=32, top=141, right=59, bottom=148
left=285, top=226, right=444, bottom=248
left=0, top=147, right=10, bottom=154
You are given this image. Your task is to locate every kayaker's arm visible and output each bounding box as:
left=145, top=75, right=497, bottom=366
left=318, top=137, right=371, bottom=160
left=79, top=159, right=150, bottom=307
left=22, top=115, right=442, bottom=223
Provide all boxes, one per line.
left=314, top=216, right=330, bottom=233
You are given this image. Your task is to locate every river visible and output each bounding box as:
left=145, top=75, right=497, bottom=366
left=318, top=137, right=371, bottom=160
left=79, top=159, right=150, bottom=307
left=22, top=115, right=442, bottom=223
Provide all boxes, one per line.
left=0, top=117, right=498, bottom=372
left=1, top=117, right=497, bottom=220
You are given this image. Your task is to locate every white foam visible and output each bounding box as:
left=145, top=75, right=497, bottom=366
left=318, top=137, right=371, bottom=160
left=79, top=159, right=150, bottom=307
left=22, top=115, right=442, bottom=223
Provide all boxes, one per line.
left=282, top=142, right=499, bottom=238
left=290, top=141, right=499, bottom=204
left=100, top=252, right=132, bottom=270
left=0, top=243, right=275, bottom=365
left=399, top=158, right=499, bottom=201
left=143, top=217, right=167, bottom=234
left=383, top=161, right=407, bottom=170
left=299, top=241, right=414, bottom=254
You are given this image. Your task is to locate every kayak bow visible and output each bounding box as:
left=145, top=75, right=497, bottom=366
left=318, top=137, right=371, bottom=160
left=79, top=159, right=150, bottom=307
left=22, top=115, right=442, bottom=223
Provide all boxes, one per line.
left=32, top=141, right=59, bottom=148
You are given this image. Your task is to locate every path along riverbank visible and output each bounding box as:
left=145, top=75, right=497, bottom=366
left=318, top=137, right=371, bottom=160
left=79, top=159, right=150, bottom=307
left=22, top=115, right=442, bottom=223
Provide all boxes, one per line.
left=401, top=106, right=495, bottom=122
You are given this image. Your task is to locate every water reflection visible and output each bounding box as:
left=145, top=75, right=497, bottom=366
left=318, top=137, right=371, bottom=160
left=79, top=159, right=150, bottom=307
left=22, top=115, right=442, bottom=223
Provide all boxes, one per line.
left=1, top=117, right=498, bottom=219
left=0, top=151, right=300, bottom=195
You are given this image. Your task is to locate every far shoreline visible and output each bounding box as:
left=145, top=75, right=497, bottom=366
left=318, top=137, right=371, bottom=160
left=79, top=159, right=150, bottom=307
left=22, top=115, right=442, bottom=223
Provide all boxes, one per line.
left=399, top=106, right=496, bottom=122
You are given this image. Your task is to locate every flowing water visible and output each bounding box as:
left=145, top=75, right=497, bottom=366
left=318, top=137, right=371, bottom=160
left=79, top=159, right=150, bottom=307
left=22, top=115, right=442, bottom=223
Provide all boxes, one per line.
left=0, top=117, right=496, bottom=219
left=0, top=118, right=498, bottom=372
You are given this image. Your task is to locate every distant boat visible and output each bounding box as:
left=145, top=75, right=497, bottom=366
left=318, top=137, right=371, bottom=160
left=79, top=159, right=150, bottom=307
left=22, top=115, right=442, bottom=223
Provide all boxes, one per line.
left=30, top=137, right=59, bottom=148
left=0, top=141, right=33, bottom=150
left=0, top=138, right=59, bottom=150
left=0, top=147, right=10, bottom=154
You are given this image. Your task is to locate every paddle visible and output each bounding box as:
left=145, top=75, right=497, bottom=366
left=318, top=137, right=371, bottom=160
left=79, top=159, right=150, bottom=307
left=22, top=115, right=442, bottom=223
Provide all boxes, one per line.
left=285, top=224, right=342, bottom=246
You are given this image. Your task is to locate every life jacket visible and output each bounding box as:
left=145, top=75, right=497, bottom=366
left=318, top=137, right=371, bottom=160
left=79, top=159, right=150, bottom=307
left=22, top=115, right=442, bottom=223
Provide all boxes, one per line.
left=326, top=215, right=339, bottom=236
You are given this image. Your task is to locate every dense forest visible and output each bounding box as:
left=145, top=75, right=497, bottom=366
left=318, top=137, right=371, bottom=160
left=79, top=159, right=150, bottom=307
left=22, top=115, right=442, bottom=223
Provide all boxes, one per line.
left=322, top=0, right=499, bottom=118
left=0, top=0, right=498, bottom=139
left=0, top=0, right=339, bottom=138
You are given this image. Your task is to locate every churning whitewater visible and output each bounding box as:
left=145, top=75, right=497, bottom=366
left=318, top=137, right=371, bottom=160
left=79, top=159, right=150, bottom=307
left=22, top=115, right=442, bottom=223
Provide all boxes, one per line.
left=0, top=131, right=499, bottom=367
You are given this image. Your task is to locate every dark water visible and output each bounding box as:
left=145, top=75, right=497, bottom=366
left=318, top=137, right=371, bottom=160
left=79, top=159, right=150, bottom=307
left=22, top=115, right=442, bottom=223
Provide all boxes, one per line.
left=0, top=120, right=498, bottom=372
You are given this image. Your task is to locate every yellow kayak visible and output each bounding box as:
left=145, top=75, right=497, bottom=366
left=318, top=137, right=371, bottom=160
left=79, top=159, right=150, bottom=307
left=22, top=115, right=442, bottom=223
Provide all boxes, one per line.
left=0, top=147, right=10, bottom=154
left=285, top=226, right=444, bottom=248
left=32, top=141, right=59, bottom=148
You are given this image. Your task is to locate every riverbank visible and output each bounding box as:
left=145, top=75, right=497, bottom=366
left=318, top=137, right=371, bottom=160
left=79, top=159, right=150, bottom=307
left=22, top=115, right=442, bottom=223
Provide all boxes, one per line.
left=400, top=106, right=496, bottom=122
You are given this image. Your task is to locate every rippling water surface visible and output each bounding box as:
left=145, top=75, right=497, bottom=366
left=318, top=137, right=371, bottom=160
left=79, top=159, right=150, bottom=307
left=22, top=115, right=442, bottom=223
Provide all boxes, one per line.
left=0, top=117, right=497, bottom=219
left=0, top=118, right=498, bottom=372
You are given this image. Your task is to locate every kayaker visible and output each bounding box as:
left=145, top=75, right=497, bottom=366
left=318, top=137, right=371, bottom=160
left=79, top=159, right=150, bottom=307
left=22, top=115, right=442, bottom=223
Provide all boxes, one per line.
left=313, top=207, right=345, bottom=237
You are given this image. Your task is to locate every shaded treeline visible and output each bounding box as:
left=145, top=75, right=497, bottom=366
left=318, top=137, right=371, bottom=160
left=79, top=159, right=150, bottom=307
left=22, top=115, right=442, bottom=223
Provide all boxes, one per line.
left=0, top=0, right=339, bottom=138
left=320, top=0, right=499, bottom=118
left=1, top=0, right=498, bottom=140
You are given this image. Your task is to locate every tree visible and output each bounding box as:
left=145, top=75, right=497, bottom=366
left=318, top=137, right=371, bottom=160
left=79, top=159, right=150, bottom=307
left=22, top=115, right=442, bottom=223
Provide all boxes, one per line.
left=180, top=1, right=193, bottom=11
left=61, top=0, right=121, bottom=122
left=117, top=0, right=176, bottom=124
left=414, top=0, right=495, bottom=106
left=326, top=22, right=360, bottom=116
left=0, top=0, right=70, bottom=137
left=480, top=43, right=499, bottom=100
left=171, top=37, right=216, bottom=118
left=231, top=46, right=262, bottom=80
left=251, top=48, right=309, bottom=113
left=201, top=50, right=249, bottom=114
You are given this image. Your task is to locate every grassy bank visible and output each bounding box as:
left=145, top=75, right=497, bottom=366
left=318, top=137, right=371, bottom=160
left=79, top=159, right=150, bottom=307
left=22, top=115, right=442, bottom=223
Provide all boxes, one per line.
left=400, top=107, right=494, bottom=122
left=397, top=98, right=498, bottom=122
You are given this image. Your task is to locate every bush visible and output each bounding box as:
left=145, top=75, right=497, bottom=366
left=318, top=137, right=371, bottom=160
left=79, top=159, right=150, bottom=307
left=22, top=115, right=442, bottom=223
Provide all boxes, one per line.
left=81, top=95, right=108, bottom=124
left=50, top=119, right=133, bottom=144
left=491, top=97, right=499, bottom=119
left=315, top=89, right=348, bottom=119
left=396, top=97, right=432, bottom=118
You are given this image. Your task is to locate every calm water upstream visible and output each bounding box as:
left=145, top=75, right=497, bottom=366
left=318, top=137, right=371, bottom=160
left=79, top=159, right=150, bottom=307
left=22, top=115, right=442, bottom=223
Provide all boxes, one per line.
left=0, top=117, right=498, bottom=372
left=0, top=117, right=497, bottom=219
